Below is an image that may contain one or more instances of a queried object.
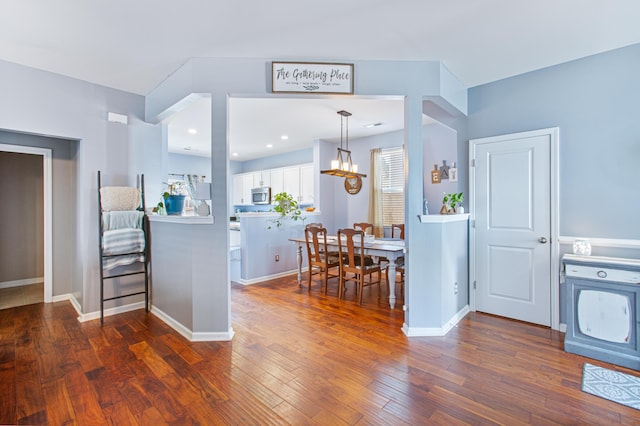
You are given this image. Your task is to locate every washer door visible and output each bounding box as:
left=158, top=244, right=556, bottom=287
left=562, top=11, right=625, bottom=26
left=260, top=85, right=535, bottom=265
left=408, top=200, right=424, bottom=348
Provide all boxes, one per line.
left=578, top=289, right=630, bottom=343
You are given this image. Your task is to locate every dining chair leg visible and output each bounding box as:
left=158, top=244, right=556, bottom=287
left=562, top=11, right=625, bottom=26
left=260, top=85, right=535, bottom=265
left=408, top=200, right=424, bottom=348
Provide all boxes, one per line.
left=323, top=268, right=328, bottom=295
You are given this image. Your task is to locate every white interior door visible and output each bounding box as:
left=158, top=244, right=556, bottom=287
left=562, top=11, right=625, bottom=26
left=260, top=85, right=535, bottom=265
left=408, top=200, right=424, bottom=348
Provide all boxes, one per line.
left=471, top=129, right=557, bottom=326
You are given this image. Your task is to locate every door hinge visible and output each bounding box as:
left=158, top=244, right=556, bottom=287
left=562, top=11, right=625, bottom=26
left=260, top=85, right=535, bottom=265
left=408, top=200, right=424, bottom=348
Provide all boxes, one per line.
left=471, top=159, right=476, bottom=167
left=473, top=280, right=477, bottom=290
left=470, top=219, right=475, bottom=228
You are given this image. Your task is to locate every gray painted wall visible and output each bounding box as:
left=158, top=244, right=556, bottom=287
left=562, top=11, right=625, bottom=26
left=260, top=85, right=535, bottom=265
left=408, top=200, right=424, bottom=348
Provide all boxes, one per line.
left=236, top=148, right=313, bottom=173
left=145, top=58, right=468, bottom=332
left=468, top=43, right=640, bottom=324
left=468, top=43, right=640, bottom=241
left=331, top=121, right=459, bottom=233
left=0, top=58, right=161, bottom=313
left=0, top=132, right=77, bottom=298
left=168, top=152, right=211, bottom=179
left=0, top=151, right=44, bottom=283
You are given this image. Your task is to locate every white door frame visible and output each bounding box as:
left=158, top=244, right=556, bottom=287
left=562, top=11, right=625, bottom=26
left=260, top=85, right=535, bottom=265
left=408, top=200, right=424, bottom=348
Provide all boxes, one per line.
left=469, top=127, right=560, bottom=330
left=0, top=143, right=53, bottom=303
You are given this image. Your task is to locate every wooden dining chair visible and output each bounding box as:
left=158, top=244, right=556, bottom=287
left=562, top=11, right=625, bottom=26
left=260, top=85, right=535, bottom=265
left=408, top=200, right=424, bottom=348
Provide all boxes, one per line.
left=353, top=222, right=374, bottom=235
left=353, top=222, right=378, bottom=265
left=391, top=223, right=404, bottom=239
left=337, top=228, right=382, bottom=305
left=304, top=225, right=340, bottom=294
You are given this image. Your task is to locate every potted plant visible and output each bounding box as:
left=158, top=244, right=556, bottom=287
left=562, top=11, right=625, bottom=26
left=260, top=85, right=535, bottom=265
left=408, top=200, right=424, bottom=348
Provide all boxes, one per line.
left=157, top=182, right=188, bottom=215
left=268, top=192, right=305, bottom=229
left=441, top=192, right=464, bottom=214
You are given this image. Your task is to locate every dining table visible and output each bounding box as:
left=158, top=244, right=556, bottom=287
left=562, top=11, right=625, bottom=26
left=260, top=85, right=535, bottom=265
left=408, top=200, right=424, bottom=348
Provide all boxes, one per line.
left=288, top=236, right=406, bottom=309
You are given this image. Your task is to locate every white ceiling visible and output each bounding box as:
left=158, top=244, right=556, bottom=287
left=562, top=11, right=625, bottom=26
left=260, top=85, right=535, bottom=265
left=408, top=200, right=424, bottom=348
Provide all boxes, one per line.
left=2, top=1, right=639, bottom=159
left=166, top=96, right=433, bottom=160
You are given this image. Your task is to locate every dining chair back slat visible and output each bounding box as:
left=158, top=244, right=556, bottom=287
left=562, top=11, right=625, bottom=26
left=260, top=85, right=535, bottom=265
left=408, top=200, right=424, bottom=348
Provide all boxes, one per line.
left=337, top=228, right=381, bottom=305
left=304, top=225, right=339, bottom=294
left=391, top=224, right=404, bottom=239
left=353, top=222, right=374, bottom=235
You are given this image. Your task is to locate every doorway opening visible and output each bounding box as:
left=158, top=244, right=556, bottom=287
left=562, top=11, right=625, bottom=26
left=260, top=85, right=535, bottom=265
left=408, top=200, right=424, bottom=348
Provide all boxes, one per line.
left=0, top=143, right=52, bottom=305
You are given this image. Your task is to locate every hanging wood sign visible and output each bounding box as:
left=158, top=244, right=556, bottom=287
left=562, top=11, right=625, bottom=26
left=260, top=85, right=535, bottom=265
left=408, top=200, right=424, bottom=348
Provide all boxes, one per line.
left=344, top=176, right=362, bottom=195
left=272, top=62, right=354, bottom=94
left=431, top=164, right=441, bottom=184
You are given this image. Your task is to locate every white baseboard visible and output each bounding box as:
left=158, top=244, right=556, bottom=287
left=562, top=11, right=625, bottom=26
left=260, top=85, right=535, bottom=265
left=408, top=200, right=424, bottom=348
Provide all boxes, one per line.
left=77, top=301, right=146, bottom=323
left=151, top=305, right=235, bottom=342
left=236, top=268, right=303, bottom=285
left=0, top=277, right=44, bottom=289
left=402, top=305, right=470, bottom=337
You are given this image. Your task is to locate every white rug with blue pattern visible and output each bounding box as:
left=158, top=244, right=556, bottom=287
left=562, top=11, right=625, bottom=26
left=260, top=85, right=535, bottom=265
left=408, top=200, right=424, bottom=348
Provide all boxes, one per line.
left=582, top=363, right=640, bottom=410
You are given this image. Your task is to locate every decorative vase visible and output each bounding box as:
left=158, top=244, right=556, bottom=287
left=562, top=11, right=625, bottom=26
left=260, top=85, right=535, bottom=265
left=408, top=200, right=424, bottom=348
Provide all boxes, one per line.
left=165, top=195, right=186, bottom=215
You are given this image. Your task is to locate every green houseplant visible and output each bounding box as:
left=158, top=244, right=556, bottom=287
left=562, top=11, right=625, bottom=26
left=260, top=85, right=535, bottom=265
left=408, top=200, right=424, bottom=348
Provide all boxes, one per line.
left=441, top=192, right=464, bottom=214
left=268, top=192, right=305, bottom=229
left=156, top=182, right=188, bottom=215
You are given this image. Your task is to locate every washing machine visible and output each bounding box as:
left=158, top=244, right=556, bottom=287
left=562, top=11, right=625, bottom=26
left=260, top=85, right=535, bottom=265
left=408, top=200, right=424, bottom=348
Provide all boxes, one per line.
left=563, top=254, right=640, bottom=370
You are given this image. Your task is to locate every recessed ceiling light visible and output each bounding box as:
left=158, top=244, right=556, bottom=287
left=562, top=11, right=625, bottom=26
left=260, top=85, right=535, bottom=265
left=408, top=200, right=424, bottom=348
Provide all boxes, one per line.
left=266, top=144, right=273, bottom=148
left=281, top=135, right=289, bottom=140
left=364, top=122, right=383, bottom=128
left=188, top=128, right=198, bottom=134
left=232, top=152, right=239, bottom=157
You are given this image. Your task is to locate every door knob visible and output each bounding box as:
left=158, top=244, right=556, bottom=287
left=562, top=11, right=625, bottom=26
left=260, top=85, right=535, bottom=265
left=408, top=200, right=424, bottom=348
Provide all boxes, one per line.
left=538, top=237, right=548, bottom=244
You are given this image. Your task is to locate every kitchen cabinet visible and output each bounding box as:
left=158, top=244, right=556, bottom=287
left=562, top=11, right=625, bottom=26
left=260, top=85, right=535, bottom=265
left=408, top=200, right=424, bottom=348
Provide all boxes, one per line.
left=232, top=163, right=314, bottom=206
left=283, top=164, right=314, bottom=203
left=283, top=167, right=300, bottom=200
left=299, top=164, right=314, bottom=204
left=252, top=171, right=269, bottom=188
left=232, top=173, right=255, bottom=205
left=270, top=168, right=284, bottom=196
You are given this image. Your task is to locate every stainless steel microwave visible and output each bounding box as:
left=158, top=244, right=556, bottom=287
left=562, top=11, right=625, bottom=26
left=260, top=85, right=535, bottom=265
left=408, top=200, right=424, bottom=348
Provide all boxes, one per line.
left=251, top=187, right=271, bottom=204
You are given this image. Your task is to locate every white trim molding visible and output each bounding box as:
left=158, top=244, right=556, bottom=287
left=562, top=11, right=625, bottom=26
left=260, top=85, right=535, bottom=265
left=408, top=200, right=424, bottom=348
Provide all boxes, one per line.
left=558, top=236, right=640, bottom=250
left=77, top=301, right=146, bottom=322
left=469, top=127, right=560, bottom=330
left=1, top=144, right=52, bottom=303
left=236, top=269, right=303, bottom=286
left=0, top=277, right=43, bottom=289
left=402, top=306, right=470, bottom=337
left=151, top=305, right=235, bottom=342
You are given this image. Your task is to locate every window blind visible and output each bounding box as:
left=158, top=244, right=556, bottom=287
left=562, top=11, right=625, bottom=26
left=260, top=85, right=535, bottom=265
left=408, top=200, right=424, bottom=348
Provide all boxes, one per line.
left=380, top=147, right=404, bottom=226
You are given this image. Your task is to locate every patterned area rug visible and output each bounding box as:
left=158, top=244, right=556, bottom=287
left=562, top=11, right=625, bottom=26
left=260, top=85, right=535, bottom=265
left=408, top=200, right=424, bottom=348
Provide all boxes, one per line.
left=582, top=363, right=640, bottom=410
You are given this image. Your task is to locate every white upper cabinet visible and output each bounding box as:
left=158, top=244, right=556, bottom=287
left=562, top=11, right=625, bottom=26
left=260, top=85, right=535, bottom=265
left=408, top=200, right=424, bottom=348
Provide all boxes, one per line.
left=269, top=168, right=284, bottom=196
left=299, top=164, right=314, bottom=204
left=232, top=173, right=256, bottom=205
left=232, top=174, right=245, bottom=205
left=283, top=166, right=300, bottom=200
left=232, top=163, right=314, bottom=205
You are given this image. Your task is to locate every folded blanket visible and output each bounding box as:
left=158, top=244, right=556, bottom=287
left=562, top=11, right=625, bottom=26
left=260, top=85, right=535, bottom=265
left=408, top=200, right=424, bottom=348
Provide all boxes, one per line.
left=100, top=186, right=141, bottom=211
left=102, top=228, right=145, bottom=270
left=102, top=211, right=144, bottom=231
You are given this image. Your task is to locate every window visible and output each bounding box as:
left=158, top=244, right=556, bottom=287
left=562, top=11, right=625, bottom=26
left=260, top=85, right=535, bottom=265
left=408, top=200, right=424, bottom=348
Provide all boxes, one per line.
left=380, top=147, right=404, bottom=226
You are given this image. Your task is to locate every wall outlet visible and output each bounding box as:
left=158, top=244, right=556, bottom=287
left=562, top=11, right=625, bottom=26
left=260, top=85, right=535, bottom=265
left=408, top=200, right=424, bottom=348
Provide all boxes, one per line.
left=275, top=254, right=280, bottom=262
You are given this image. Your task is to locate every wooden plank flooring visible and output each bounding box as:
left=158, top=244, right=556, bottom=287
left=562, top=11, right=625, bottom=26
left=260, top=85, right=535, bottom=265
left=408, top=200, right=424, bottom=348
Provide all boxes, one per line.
left=1, top=274, right=639, bottom=425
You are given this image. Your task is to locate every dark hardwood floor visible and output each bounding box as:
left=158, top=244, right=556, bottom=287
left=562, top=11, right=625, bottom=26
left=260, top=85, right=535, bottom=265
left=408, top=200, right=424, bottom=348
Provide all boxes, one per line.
left=1, top=274, right=639, bottom=425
